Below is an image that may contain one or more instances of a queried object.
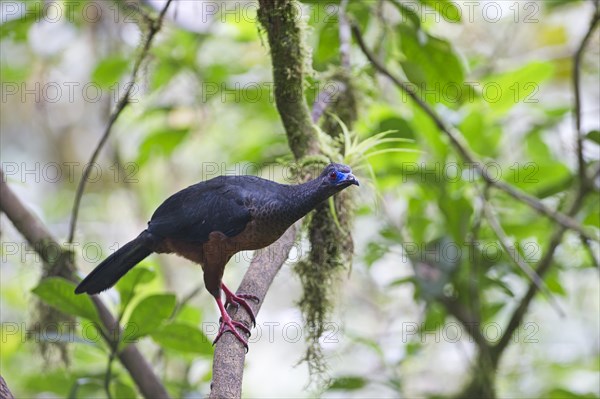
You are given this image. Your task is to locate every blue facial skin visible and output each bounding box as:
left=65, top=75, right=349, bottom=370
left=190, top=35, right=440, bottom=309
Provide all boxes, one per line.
left=330, top=170, right=359, bottom=186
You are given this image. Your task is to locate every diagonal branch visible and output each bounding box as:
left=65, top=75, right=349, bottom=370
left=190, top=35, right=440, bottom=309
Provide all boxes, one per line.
left=493, top=8, right=600, bottom=362
left=68, top=0, right=174, bottom=243
left=210, top=1, right=323, bottom=397
left=351, top=23, right=598, bottom=244
left=209, top=225, right=298, bottom=399
left=492, top=187, right=587, bottom=363
left=0, top=375, right=15, bottom=399
left=0, top=170, right=171, bottom=399
left=479, top=189, right=565, bottom=317
left=573, top=7, right=600, bottom=185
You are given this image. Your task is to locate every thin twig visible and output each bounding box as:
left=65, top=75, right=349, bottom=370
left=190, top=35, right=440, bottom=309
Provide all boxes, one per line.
left=467, top=184, right=487, bottom=319
left=492, top=191, right=585, bottom=363
left=351, top=23, right=598, bottom=243
left=104, top=351, right=116, bottom=399
left=67, top=0, right=174, bottom=243
left=171, top=285, right=203, bottom=320
left=479, top=189, right=566, bottom=317
left=491, top=7, right=600, bottom=367
left=573, top=6, right=600, bottom=186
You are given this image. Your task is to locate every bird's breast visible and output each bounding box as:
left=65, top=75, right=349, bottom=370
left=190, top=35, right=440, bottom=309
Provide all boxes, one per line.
left=226, top=217, right=288, bottom=252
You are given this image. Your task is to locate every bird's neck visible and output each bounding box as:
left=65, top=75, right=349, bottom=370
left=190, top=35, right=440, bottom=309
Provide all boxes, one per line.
left=286, top=178, right=331, bottom=221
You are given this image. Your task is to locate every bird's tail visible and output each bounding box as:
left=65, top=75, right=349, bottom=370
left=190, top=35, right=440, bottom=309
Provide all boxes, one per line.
left=75, top=230, right=156, bottom=295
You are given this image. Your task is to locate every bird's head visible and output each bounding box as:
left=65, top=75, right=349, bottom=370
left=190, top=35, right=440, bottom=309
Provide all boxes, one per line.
left=319, top=163, right=359, bottom=192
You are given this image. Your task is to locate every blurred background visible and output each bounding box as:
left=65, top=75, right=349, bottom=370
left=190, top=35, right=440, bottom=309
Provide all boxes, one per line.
left=1, top=0, right=599, bottom=398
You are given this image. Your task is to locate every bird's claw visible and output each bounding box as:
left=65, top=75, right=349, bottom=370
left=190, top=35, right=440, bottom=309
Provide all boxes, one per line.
left=221, top=286, right=260, bottom=327
left=213, top=316, right=250, bottom=352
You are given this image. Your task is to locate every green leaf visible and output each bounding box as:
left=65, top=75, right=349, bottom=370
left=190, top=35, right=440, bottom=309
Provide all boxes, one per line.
left=483, top=61, right=554, bottom=116
left=419, top=0, right=462, bottom=22
left=421, top=302, right=446, bottom=331
left=584, top=207, right=599, bottom=229
left=116, top=266, right=157, bottom=309
left=398, top=25, right=465, bottom=106
left=123, top=294, right=176, bottom=341
left=92, top=56, right=130, bottom=88
left=482, top=302, right=505, bottom=322
left=328, top=376, right=367, bottom=391
left=439, top=194, right=473, bottom=242
left=32, top=278, right=100, bottom=324
left=0, top=5, right=43, bottom=41
left=390, top=1, right=421, bottom=27
left=586, top=130, right=600, bottom=145
left=545, top=270, right=567, bottom=296
left=137, top=128, right=190, bottom=166
left=364, top=241, right=387, bottom=268
left=389, top=276, right=416, bottom=287
left=111, top=381, right=139, bottom=399
left=545, top=388, right=597, bottom=399
left=151, top=60, right=181, bottom=90
left=175, top=304, right=202, bottom=325
left=151, top=322, right=213, bottom=355
left=459, top=108, right=501, bottom=157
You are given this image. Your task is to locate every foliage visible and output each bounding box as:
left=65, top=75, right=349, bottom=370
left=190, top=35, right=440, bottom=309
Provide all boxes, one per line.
left=1, top=0, right=598, bottom=398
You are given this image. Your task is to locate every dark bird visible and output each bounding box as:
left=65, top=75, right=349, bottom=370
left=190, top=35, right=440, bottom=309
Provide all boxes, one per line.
left=75, top=163, right=359, bottom=348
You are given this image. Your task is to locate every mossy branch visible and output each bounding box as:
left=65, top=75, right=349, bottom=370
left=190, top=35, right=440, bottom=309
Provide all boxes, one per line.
left=0, top=170, right=171, bottom=399
left=257, top=0, right=321, bottom=160
left=211, top=0, right=356, bottom=396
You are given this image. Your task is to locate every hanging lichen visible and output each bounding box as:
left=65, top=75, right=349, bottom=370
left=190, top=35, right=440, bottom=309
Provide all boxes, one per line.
left=33, top=244, right=77, bottom=365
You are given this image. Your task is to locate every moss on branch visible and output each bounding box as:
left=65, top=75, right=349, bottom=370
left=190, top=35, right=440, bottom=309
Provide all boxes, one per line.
left=257, top=0, right=320, bottom=160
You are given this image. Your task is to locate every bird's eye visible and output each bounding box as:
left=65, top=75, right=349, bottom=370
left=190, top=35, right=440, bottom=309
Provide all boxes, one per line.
left=329, top=171, right=337, bottom=180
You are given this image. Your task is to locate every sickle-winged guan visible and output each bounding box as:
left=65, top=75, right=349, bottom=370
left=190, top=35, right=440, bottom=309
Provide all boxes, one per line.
left=75, top=163, right=359, bottom=348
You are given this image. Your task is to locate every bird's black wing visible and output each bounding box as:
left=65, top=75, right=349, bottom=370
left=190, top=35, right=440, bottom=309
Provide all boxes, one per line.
left=147, top=177, right=252, bottom=243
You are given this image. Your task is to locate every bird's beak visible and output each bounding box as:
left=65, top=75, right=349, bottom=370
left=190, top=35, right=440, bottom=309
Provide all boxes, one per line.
left=344, top=173, right=359, bottom=186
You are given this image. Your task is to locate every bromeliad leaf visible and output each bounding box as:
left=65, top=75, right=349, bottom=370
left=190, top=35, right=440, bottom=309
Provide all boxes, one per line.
left=32, top=278, right=100, bottom=324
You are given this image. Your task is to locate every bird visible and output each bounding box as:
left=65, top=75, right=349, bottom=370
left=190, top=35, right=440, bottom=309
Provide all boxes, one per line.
left=75, top=163, right=359, bottom=348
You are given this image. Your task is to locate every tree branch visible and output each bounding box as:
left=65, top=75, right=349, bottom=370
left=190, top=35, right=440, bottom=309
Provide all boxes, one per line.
left=491, top=188, right=586, bottom=363
left=493, top=8, right=600, bottom=362
left=257, top=0, right=321, bottom=160
left=573, top=8, right=600, bottom=186
left=209, top=225, right=298, bottom=399
left=479, top=190, right=565, bottom=318
left=210, top=1, right=323, bottom=396
left=351, top=23, right=598, bottom=243
left=0, top=170, right=171, bottom=399
left=68, top=0, right=174, bottom=243
left=0, top=375, right=15, bottom=399
left=439, top=296, right=488, bottom=353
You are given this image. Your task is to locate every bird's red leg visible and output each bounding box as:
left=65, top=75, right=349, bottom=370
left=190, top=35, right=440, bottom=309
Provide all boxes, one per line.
left=213, top=296, right=251, bottom=350
left=221, top=283, right=259, bottom=326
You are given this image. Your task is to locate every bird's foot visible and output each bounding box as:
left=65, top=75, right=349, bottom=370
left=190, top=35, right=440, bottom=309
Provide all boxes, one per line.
left=213, top=312, right=250, bottom=351
left=221, top=284, right=259, bottom=326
